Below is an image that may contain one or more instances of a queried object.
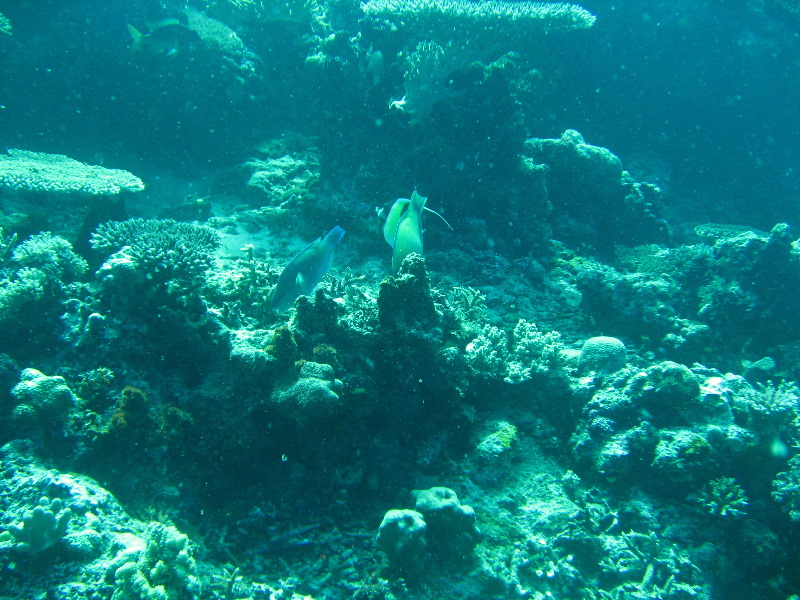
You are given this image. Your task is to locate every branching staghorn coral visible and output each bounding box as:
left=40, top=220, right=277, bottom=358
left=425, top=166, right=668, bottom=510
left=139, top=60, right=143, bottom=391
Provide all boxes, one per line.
left=694, top=477, right=749, bottom=519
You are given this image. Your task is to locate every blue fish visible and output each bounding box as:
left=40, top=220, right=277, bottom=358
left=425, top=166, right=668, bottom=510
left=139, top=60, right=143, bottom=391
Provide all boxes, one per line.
left=270, top=226, right=346, bottom=312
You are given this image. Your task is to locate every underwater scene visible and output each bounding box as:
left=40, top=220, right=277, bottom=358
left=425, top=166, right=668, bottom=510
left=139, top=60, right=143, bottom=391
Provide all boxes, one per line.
left=1, top=0, right=800, bottom=598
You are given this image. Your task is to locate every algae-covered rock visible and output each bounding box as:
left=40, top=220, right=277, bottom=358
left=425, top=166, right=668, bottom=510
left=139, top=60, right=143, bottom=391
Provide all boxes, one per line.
left=377, top=253, right=439, bottom=335
left=525, top=130, right=669, bottom=254
left=651, top=429, right=715, bottom=487
left=377, top=509, right=428, bottom=569
left=627, top=361, right=701, bottom=425
left=476, top=420, right=518, bottom=461
left=411, top=486, right=480, bottom=561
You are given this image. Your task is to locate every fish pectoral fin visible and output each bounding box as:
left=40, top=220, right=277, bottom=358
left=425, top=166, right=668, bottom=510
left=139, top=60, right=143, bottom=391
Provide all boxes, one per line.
left=295, top=272, right=306, bottom=289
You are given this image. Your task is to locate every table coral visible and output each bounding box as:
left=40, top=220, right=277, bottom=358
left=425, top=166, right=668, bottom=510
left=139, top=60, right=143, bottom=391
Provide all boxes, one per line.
left=0, top=149, right=144, bottom=195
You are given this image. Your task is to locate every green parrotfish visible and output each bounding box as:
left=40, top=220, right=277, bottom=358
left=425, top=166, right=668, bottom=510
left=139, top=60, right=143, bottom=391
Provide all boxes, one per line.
left=377, top=190, right=452, bottom=270
left=270, top=226, right=345, bottom=312
left=391, top=190, right=427, bottom=271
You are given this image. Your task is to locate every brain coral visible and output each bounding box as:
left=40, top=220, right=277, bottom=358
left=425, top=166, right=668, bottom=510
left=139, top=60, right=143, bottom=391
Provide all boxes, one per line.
left=578, top=336, right=627, bottom=374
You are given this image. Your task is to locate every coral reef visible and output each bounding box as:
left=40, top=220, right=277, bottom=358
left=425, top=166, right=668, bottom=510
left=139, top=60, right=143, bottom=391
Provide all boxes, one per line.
left=108, top=522, right=200, bottom=600
left=0, top=3, right=798, bottom=599
left=465, top=319, right=563, bottom=384
left=0, top=150, right=144, bottom=195
left=693, top=477, right=749, bottom=519
left=362, top=1, right=594, bottom=117
left=773, top=455, right=800, bottom=521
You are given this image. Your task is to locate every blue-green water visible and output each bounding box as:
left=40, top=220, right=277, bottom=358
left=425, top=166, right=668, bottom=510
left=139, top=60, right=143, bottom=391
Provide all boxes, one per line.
left=0, top=1, right=799, bottom=599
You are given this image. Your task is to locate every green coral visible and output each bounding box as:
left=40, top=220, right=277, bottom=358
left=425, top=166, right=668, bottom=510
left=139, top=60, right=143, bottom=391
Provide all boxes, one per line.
left=0, top=496, right=73, bottom=554
left=694, top=477, right=749, bottom=519
left=476, top=420, right=518, bottom=459
left=0, top=149, right=144, bottom=195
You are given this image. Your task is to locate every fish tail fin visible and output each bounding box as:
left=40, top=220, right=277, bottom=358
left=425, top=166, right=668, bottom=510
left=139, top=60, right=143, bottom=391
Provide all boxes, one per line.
left=127, top=24, right=144, bottom=50
left=411, top=189, right=427, bottom=211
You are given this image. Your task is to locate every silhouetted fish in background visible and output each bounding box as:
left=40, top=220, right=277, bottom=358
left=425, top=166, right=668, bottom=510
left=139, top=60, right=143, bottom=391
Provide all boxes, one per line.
left=127, top=18, right=190, bottom=57
left=128, top=6, right=261, bottom=75
left=270, top=226, right=346, bottom=312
